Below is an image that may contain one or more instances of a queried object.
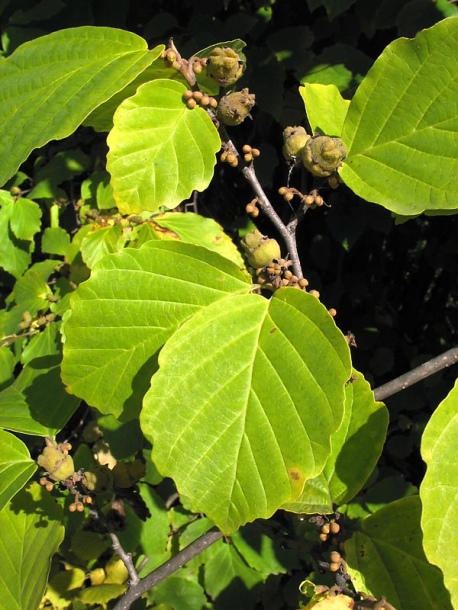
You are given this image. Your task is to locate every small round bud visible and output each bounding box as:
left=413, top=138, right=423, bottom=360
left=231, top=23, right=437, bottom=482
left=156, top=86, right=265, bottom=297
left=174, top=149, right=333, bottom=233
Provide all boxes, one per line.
left=284, top=191, right=294, bottom=202
left=76, top=502, right=85, bottom=512
left=165, top=50, right=177, bottom=63
left=315, top=195, right=324, bottom=206
left=226, top=153, right=238, bottom=166
left=251, top=148, right=260, bottom=157
left=220, top=151, right=228, bottom=163
left=319, top=533, right=328, bottom=542
left=309, top=289, right=320, bottom=298
left=242, top=144, right=252, bottom=154
left=328, top=308, right=337, bottom=317
left=321, top=523, right=330, bottom=535
left=68, top=503, right=77, bottom=512
left=10, top=185, right=21, bottom=196
left=330, top=522, right=341, bottom=534
left=329, top=562, right=341, bottom=572
left=183, top=90, right=194, bottom=100
left=284, top=270, right=293, bottom=280
left=45, top=482, right=54, bottom=492
left=200, top=94, right=210, bottom=107
left=304, top=195, right=315, bottom=206
left=193, top=91, right=203, bottom=102
left=278, top=187, right=288, bottom=195
left=251, top=207, right=259, bottom=218
left=209, top=97, right=218, bottom=108
left=330, top=551, right=341, bottom=563
left=246, top=204, right=255, bottom=214
left=298, top=278, right=309, bottom=288
left=186, top=98, right=197, bottom=109
left=244, top=153, right=253, bottom=163
left=193, top=62, right=202, bottom=74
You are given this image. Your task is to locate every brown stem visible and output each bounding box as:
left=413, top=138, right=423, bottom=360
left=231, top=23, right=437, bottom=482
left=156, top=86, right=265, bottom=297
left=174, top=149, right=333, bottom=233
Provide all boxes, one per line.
left=373, top=346, right=458, bottom=401
left=111, top=527, right=223, bottom=610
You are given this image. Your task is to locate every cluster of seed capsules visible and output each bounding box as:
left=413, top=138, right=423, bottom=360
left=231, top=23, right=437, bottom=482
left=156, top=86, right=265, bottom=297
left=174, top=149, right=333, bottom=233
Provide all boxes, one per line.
left=221, top=144, right=260, bottom=169
left=255, top=258, right=310, bottom=291
left=183, top=89, right=218, bottom=110
left=278, top=186, right=325, bottom=208
left=317, top=517, right=341, bottom=543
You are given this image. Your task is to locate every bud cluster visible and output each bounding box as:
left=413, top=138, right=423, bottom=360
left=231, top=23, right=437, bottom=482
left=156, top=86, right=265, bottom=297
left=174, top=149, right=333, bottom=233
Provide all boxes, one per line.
left=183, top=89, right=218, bottom=110
left=278, top=186, right=325, bottom=208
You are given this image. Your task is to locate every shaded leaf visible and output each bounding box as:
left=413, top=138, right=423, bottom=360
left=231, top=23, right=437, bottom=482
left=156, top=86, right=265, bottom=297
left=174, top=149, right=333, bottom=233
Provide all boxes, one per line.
left=141, top=289, right=350, bottom=533
left=340, top=17, right=458, bottom=214
left=0, top=384, right=50, bottom=435
left=42, top=227, right=71, bottom=256
left=107, top=79, right=221, bottom=214
left=421, top=379, right=458, bottom=608
left=153, top=570, right=208, bottom=610
left=0, top=481, right=64, bottom=610
left=0, top=429, right=37, bottom=510
left=80, top=224, right=125, bottom=269
left=0, top=27, right=161, bottom=186
left=61, top=241, right=251, bottom=420
left=10, top=198, right=42, bottom=240
left=345, top=496, right=452, bottom=610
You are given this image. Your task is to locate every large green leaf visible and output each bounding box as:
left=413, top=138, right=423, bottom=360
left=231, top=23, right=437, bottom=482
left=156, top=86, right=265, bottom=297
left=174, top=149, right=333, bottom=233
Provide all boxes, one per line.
left=0, top=481, right=64, bottom=610
left=281, top=372, right=388, bottom=513
left=0, top=429, right=37, bottom=510
left=107, top=79, right=221, bottom=214
left=0, top=26, right=161, bottom=186
left=141, top=289, right=351, bottom=533
left=345, top=496, right=453, bottom=610
left=421, top=380, right=458, bottom=608
left=61, top=241, right=251, bottom=420
left=340, top=17, right=458, bottom=215
left=300, top=83, right=350, bottom=136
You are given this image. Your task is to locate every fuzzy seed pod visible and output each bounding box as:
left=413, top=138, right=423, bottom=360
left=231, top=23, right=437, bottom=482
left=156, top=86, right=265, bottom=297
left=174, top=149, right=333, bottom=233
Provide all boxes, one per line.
left=37, top=441, right=75, bottom=482
left=216, top=88, right=255, bottom=127
left=242, top=230, right=281, bottom=268
left=282, top=126, right=310, bottom=163
left=82, top=465, right=114, bottom=494
left=301, top=135, right=347, bottom=177
left=206, top=47, right=244, bottom=86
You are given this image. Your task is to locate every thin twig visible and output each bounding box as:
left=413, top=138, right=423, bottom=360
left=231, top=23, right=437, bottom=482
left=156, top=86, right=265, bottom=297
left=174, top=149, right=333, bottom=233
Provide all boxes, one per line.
left=373, top=346, right=458, bottom=401
left=90, top=505, right=140, bottom=586
left=112, top=527, right=223, bottom=610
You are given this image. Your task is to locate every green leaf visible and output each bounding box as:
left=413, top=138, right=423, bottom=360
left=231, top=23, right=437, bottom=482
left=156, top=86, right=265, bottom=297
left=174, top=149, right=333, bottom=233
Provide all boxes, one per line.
left=281, top=372, right=388, bottom=513
left=62, top=241, right=251, bottom=420
left=0, top=429, right=37, bottom=510
left=83, top=60, right=185, bottom=132
left=421, top=379, right=458, bottom=608
left=0, top=384, right=51, bottom=435
left=345, top=496, right=453, bottom=610
left=107, top=79, right=221, bottom=214
left=21, top=322, right=61, bottom=365
left=76, top=584, right=127, bottom=606
left=340, top=17, right=458, bottom=215
left=153, top=570, right=208, bottom=610
left=10, top=198, right=42, bottom=240
left=14, top=355, right=81, bottom=435
left=42, top=227, right=71, bottom=256
left=0, top=481, right=64, bottom=610
left=300, top=83, right=350, bottom=136
left=80, top=224, right=125, bottom=269
left=149, top=211, right=246, bottom=267
left=0, top=193, right=33, bottom=277
left=0, top=346, right=15, bottom=385
left=0, top=27, right=162, bottom=186
left=141, top=289, right=350, bottom=533
left=204, top=542, right=263, bottom=602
